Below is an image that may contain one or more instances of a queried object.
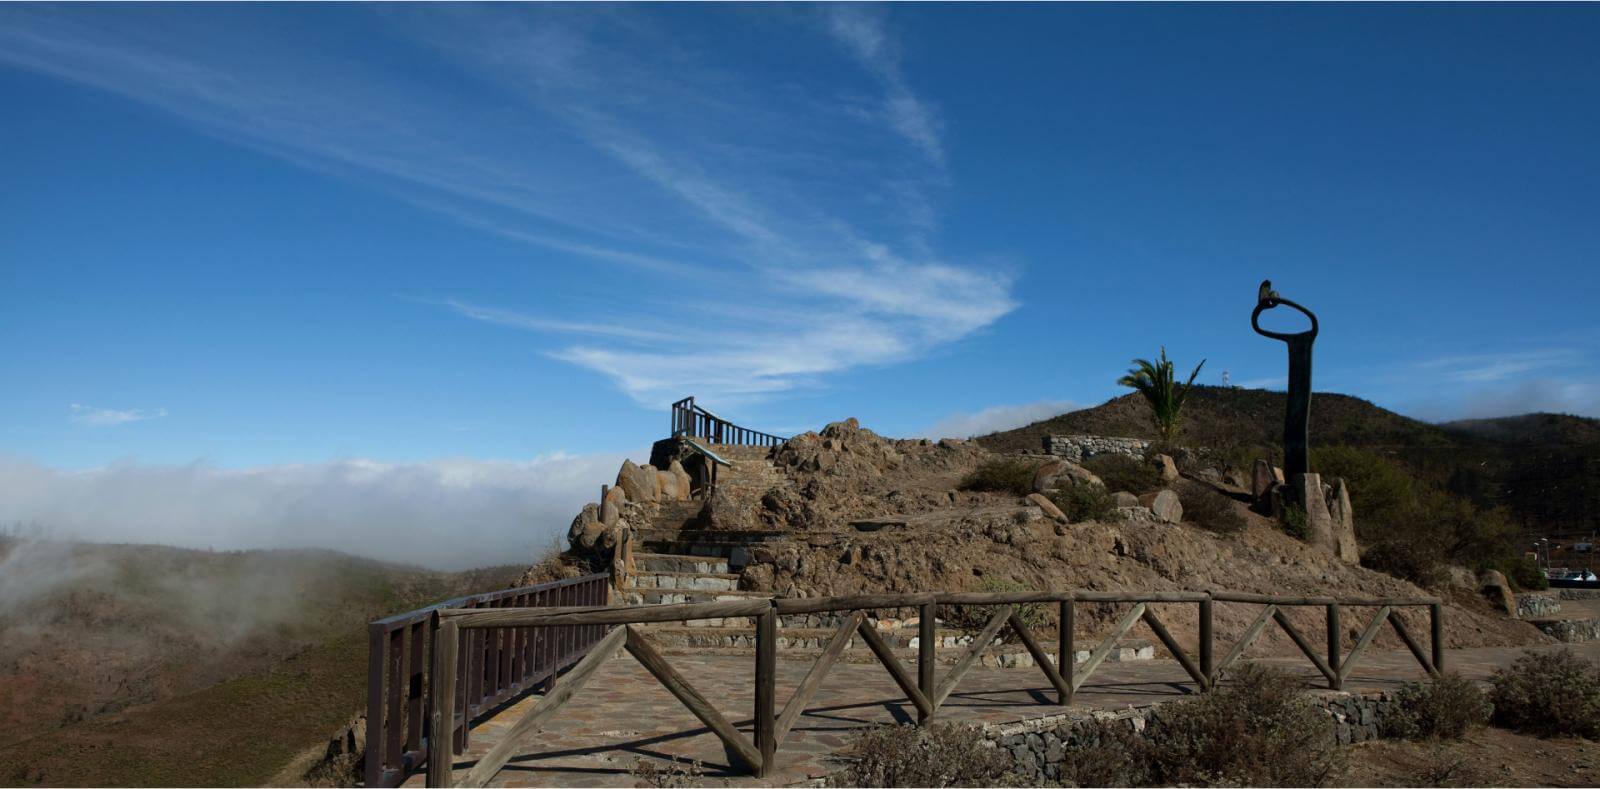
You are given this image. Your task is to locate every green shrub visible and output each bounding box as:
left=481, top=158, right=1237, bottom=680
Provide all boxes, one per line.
left=1383, top=673, right=1492, bottom=740
left=829, top=722, right=1020, bottom=787
left=1360, top=537, right=1447, bottom=589
left=1488, top=649, right=1600, bottom=738
left=1145, top=663, right=1342, bottom=786
left=960, top=458, right=1039, bottom=496
left=1057, top=718, right=1153, bottom=787
left=1180, top=487, right=1245, bottom=534
left=938, top=578, right=1049, bottom=637
left=1050, top=480, right=1115, bottom=523
left=1083, top=454, right=1162, bottom=496
left=1282, top=503, right=1310, bottom=540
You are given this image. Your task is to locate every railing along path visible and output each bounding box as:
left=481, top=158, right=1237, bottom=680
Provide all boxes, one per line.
left=671, top=395, right=786, bottom=446
left=423, top=588, right=1445, bottom=787
left=364, top=574, right=609, bottom=788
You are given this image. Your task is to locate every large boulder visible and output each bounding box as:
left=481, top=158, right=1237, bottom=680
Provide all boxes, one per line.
left=567, top=502, right=600, bottom=546
left=1032, top=459, right=1102, bottom=493
left=1111, top=491, right=1140, bottom=508
left=667, top=460, right=693, bottom=500
left=616, top=460, right=659, bottom=503
left=1480, top=570, right=1517, bottom=616
left=1139, top=489, right=1183, bottom=523
left=1329, top=478, right=1360, bottom=564
left=656, top=468, right=680, bottom=501
left=601, top=484, right=627, bottom=526
left=1154, top=454, right=1180, bottom=483
left=1290, top=473, right=1337, bottom=550
left=1025, top=492, right=1068, bottom=523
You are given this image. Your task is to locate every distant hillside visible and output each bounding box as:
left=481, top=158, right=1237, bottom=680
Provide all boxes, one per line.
left=978, top=386, right=1600, bottom=537
left=0, top=539, right=523, bottom=786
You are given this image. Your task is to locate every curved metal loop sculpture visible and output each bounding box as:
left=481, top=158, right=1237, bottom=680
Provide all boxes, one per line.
left=1252, top=280, right=1319, bottom=482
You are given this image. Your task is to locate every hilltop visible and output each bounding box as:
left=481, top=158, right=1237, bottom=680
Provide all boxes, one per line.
left=0, top=538, right=522, bottom=786
left=978, top=386, right=1600, bottom=538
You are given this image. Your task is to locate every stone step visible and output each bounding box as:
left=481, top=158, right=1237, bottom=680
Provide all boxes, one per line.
left=634, top=552, right=730, bottom=574
left=617, top=587, right=771, bottom=607
left=627, top=571, right=741, bottom=592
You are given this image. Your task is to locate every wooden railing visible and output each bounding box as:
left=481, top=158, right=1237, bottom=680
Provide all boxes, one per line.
left=364, top=574, right=610, bottom=788
left=670, top=396, right=786, bottom=446
left=421, top=588, right=1445, bottom=787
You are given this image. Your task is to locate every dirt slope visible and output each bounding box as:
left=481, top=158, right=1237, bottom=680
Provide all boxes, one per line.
left=0, top=538, right=522, bottom=786
left=713, top=420, right=1545, bottom=654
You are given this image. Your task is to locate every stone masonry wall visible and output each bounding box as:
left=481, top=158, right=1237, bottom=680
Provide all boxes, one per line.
left=985, top=690, right=1399, bottom=784
left=1516, top=593, right=1562, bottom=618
left=1044, top=435, right=1152, bottom=463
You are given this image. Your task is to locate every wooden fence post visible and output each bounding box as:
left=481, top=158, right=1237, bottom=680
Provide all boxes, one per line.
left=1199, top=595, right=1213, bottom=690
left=428, top=616, right=460, bottom=788
left=1058, top=598, right=1074, bottom=705
left=1430, top=603, right=1444, bottom=674
left=755, top=603, right=777, bottom=777
left=1327, top=602, right=1342, bottom=690
left=918, top=602, right=936, bottom=723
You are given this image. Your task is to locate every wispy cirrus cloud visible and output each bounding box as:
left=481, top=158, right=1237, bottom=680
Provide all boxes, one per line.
left=824, top=5, right=945, bottom=164
left=1416, top=348, right=1589, bottom=384
left=69, top=404, right=167, bottom=427
left=0, top=5, right=1013, bottom=408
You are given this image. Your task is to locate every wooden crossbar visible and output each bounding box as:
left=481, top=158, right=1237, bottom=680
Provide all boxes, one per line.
left=1212, top=604, right=1277, bottom=681
left=1338, top=606, right=1392, bottom=684
left=1007, top=610, right=1072, bottom=700
left=1142, top=607, right=1207, bottom=690
left=774, top=612, right=863, bottom=747
left=458, top=626, right=627, bottom=788
left=855, top=619, right=934, bottom=720
left=1388, top=612, right=1437, bottom=677
left=624, top=627, right=763, bottom=774
left=1072, top=603, right=1146, bottom=692
left=933, top=607, right=1012, bottom=708
left=1271, top=608, right=1337, bottom=685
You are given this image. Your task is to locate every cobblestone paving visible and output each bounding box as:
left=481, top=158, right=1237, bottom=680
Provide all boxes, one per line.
left=404, top=641, right=1600, bottom=788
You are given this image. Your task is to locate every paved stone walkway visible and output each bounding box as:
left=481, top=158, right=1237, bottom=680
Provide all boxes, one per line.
left=406, top=641, right=1600, bottom=788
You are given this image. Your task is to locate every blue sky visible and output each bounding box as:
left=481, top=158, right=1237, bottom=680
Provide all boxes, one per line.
left=2, top=4, right=1597, bottom=565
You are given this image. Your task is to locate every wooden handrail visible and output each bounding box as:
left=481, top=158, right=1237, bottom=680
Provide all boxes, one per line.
left=670, top=396, right=787, bottom=446
left=423, top=587, right=1446, bottom=786
left=365, top=573, right=610, bottom=788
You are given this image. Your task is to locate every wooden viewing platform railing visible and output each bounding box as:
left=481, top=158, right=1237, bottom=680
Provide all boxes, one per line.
left=364, top=574, right=610, bottom=788
left=670, top=396, right=786, bottom=446
left=421, top=588, right=1446, bottom=787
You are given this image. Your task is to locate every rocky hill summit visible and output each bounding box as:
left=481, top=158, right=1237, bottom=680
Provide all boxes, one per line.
left=535, top=414, right=1548, bottom=662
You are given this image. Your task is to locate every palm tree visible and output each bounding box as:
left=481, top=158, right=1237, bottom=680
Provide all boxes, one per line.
left=1118, top=347, right=1206, bottom=443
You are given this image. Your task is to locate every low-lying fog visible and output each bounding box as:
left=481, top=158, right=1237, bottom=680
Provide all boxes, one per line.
left=0, top=451, right=637, bottom=571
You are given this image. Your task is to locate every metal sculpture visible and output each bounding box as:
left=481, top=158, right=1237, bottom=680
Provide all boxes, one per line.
left=1252, top=280, right=1319, bottom=481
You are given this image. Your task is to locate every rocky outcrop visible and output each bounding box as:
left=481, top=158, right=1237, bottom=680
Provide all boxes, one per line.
left=616, top=460, right=659, bottom=503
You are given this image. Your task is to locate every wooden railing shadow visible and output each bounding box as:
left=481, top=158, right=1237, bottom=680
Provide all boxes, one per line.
left=424, top=589, right=1445, bottom=787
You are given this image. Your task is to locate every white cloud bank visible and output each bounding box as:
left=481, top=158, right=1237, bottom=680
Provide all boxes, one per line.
left=922, top=399, right=1080, bottom=440
left=0, top=452, right=635, bottom=571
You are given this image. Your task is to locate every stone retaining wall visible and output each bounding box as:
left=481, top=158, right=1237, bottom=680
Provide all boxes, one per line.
left=1558, top=588, right=1600, bottom=601
left=1043, top=435, right=1152, bottom=463
left=985, top=690, right=1399, bottom=784
left=1532, top=618, right=1600, bottom=643
left=1517, top=593, right=1563, bottom=618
